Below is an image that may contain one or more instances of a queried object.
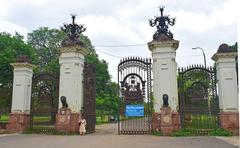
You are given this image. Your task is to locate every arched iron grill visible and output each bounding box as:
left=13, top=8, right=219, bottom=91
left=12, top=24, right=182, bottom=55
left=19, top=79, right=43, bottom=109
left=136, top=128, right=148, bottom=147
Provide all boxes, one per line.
left=118, top=57, right=152, bottom=134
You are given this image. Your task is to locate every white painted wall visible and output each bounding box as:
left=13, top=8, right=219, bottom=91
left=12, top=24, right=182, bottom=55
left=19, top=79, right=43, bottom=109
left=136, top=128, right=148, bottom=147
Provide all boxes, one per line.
left=59, top=51, right=85, bottom=113
left=212, top=53, right=238, bottom=111
left=148, top=40, right=179, bottom=112
left=11, top=64, right=34, bottom=114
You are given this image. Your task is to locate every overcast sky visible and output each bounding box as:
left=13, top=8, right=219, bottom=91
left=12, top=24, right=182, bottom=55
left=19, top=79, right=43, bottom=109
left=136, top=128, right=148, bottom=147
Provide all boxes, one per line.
left=0, top=0, right=239, bottom=82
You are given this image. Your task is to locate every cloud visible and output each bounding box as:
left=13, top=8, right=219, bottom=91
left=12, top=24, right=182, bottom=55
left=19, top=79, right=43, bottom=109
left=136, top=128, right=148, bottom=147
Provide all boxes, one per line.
left=172, top=0, right=238, bottom=33
left=0, top=0, right=9, bottom=19
left=0, top=20, right=28, bottom=38
left=0, top=0, right=238, bottom=82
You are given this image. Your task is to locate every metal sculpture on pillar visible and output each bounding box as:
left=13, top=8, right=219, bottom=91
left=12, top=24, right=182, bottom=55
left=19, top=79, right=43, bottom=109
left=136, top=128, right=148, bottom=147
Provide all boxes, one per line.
left=149, top=6, right=175, bottom=40
left=61, top=14, right=86, bottom=47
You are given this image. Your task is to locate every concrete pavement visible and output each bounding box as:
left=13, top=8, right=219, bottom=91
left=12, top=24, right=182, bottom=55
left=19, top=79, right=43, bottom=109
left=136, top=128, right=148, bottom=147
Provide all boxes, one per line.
left=0, top=123, right=238, bottom=148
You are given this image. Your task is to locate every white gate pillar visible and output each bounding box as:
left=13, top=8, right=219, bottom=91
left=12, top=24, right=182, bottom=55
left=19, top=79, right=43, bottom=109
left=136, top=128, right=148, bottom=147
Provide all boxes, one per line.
left=212, top=43, right=239, bottom=135
left=148, top=39, right=179, bottom=112
left=58, top=46, right=89, bottom=113
left=55, top=15, right=90, bottom=133
left=7, top=56, right=35, bottom=132
left=147, top=7, right=180, bottom=135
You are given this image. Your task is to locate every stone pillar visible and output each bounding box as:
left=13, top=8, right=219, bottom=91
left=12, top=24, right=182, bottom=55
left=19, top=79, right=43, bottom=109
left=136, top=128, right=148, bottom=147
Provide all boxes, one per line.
left=148, top=39, right=179, bottom=112
left=55, top=45, right=89, bottom=133
left=148, top=39, right=180, bottom=134
left=6, top=62, right=35, bottom=132
left=212, top=44, right=239, bottom=135
left=58, top=46, right=89, bottom=112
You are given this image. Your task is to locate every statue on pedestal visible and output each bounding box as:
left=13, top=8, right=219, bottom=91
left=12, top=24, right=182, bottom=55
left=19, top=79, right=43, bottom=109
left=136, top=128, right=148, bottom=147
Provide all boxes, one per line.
left=60, top=96, right=68, bottom=108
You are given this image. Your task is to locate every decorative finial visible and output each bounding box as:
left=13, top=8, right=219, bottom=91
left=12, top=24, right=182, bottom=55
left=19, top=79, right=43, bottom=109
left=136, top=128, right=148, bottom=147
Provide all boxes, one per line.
left=149, top=6, right=176, bottom=41
left=71, top=14, right=76, bottom=24
left=159, top=6, right=164, bottom=17
left=61, top=14, right=86, bottom=47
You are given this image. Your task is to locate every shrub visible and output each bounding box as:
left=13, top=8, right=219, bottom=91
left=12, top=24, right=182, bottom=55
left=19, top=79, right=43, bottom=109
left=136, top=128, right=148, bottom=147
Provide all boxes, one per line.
left=151, top=131, right=161, bottom=136
left=208, top=128, right=233, bottom=136
left=170, top=130, right=194, bottom=137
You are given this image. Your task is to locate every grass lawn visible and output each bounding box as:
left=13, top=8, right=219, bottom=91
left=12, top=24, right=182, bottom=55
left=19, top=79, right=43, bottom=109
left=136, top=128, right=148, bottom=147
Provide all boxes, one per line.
left=0, top=114, right=9, bottom=122
left=0, top=114, right=51, bottom=123
left=185, top=114, right=218, bottom=129
left=33, top=116, right=51, bottom=122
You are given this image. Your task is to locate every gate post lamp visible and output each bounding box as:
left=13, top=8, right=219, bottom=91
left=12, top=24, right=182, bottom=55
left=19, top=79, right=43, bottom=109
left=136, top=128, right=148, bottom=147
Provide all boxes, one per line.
left=192, top=47, right=206, bottom=68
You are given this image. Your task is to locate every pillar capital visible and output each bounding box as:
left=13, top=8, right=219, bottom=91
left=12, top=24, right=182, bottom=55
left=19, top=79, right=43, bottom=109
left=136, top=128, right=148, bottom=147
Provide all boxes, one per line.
left=212, top=52, right=237, bottom=62
left=59, top=45, right=90, bottom=56
left=148, top=39, right=179, bottom=53
left=10, top=62, right=36, bottom=70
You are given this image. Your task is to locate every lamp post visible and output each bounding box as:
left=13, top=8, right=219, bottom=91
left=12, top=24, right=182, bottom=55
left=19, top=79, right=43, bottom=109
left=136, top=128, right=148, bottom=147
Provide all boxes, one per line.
left=192, top=47, right=206, bottom=68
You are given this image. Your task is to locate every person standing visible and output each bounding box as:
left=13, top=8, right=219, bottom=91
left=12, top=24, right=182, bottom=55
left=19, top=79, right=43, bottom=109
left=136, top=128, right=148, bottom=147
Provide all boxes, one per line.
left=79, top=116, right=87, bottom=135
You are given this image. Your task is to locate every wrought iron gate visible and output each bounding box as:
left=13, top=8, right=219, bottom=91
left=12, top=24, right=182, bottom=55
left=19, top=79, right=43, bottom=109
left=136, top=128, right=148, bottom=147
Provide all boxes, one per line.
left=30, top=73, right=59, bottom=129
left=118, top=57, right=152, bottom=134
left=178, top=65, right=219, bottom=134
left=83, top=63, right=96, bottom=133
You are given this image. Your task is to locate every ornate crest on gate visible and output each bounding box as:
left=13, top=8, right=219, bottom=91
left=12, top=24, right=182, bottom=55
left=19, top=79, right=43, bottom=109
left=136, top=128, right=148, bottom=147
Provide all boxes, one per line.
left=118, top=57, right=152, bottom=134
left=121, top=75, right=144, bottom=102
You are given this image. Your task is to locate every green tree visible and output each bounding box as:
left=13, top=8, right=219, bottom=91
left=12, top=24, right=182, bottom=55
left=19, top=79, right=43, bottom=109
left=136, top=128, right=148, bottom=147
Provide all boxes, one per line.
left=27, top=27, right=64, bottom=74
left=27, top=27, right=95, bottom=74
left=0, top=32, right=35, bottom=110
left=229, top=42, right=238, bottom=52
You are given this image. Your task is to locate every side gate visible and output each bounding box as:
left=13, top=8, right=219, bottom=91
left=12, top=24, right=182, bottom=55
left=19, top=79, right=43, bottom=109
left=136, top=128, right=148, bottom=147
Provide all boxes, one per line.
left=83, top=63, right=96, bottom=133
left=30, top=73, right=59, bottom=130
left=178, top=65, right=219, bottom=135
left=118, top=57, right=152, bottom=134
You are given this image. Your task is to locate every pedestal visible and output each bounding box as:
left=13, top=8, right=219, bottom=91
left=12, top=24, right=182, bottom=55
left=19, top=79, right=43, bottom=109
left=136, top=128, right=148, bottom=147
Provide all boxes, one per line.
left=6, top=113, right=30, bottom=132
left=152, top=107, right=180, bottom=135
left=55, top=108, right=80, bottom=133
left=220, top=112, right=239, bottom=135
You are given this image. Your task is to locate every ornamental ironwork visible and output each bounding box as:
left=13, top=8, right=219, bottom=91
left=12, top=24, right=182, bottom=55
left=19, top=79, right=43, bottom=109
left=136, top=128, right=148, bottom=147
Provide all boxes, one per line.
left=61, top=14, right=86, bottom=47
left=30, top=73, right=59, bottom=128
left=178, top=65, right=219, bottom=135
left=149, top=6, right=175, bottom=40
left=121, top=75, right=144, bottom=103
left=83, top=63, right=96, bottom=133
left=118, top=57, right=152, bottom=134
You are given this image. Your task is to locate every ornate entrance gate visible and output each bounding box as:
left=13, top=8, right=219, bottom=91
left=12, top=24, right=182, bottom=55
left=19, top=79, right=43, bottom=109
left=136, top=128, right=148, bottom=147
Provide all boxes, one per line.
left=118, top=57, right=152, bottom=134
left=30, top=73, right=59, bottom=129
left=83, top=63, right=96, bottom=133
left=178, top=65, right=219, bottom=134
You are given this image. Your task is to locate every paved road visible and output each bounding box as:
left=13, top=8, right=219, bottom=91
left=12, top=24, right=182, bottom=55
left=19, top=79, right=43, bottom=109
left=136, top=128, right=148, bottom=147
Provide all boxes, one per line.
left=0, top=123, right=238, bottom=148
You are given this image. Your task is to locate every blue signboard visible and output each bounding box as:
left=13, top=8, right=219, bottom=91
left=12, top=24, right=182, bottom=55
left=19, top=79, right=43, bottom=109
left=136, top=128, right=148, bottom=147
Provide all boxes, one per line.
left=125, top=105, right=144, bottom=117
